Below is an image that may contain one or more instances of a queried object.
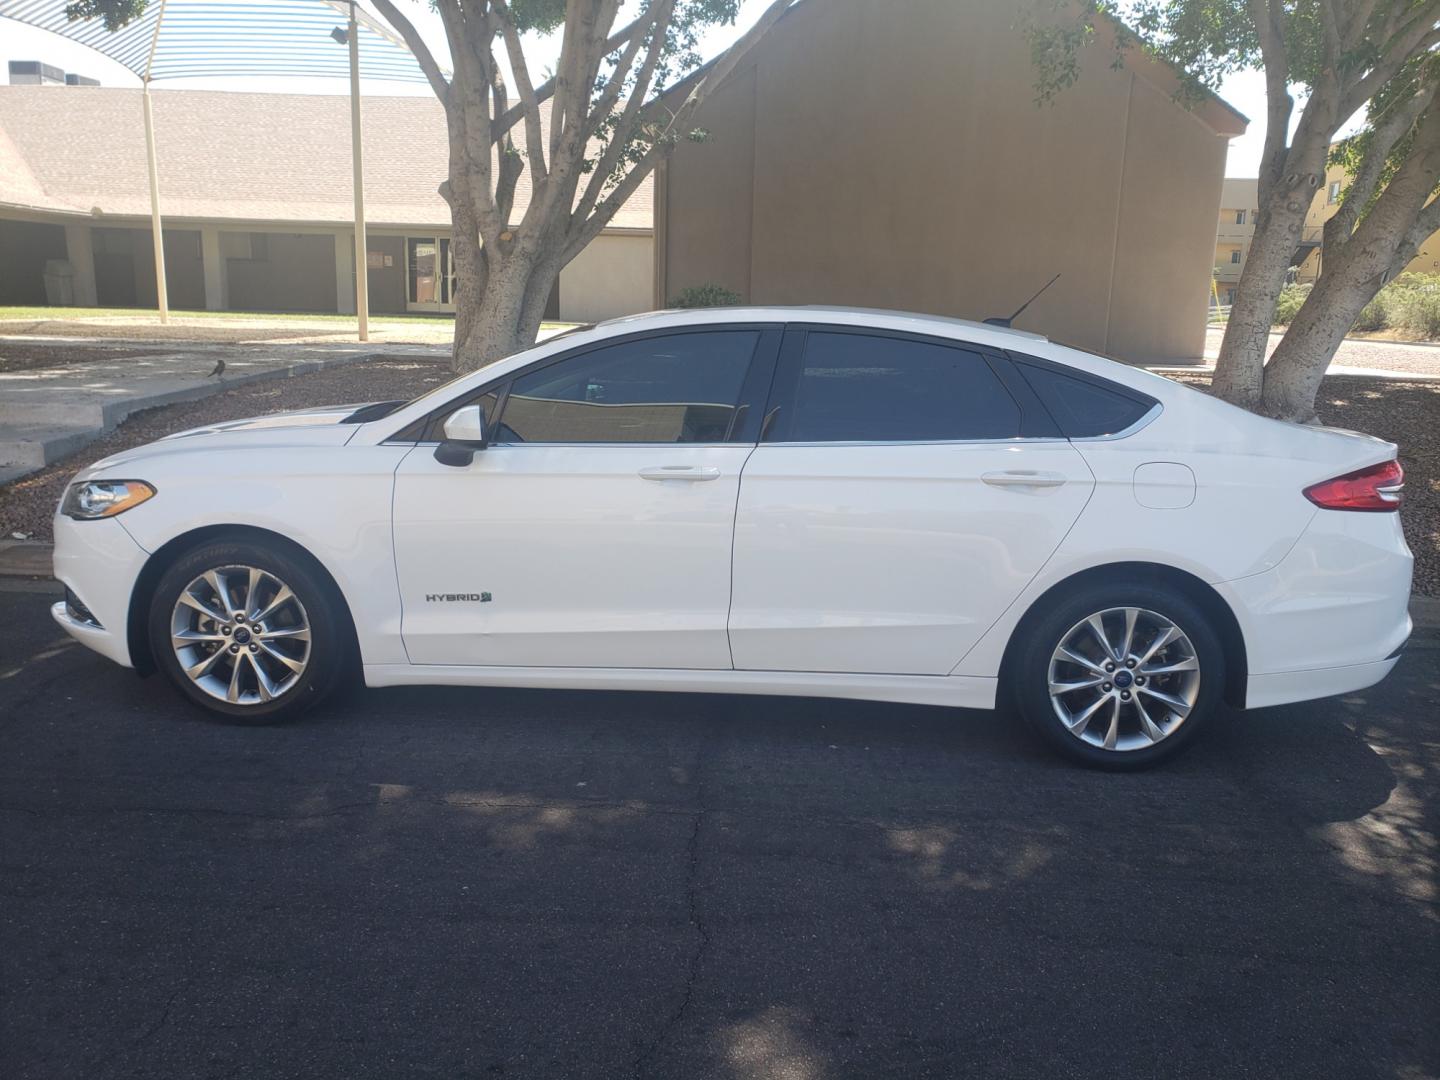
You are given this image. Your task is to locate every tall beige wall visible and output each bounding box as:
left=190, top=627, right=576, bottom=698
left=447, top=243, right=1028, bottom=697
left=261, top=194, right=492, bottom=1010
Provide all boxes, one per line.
left=558, top=233, right=654, bottom=322
left=659, top=0, right=1236, bottom=362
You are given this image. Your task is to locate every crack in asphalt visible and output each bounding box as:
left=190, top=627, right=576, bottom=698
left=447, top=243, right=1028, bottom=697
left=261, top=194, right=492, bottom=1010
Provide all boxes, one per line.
left=631, top=754, right=711, bottom=1079
left=133, top=979, right=188, bottom=1046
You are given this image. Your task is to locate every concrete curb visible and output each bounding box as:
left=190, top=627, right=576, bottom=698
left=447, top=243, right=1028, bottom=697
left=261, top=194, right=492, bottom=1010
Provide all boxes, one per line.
left=0, top=349, right=414, bottom=486
left=3, top=538, right=1437, bottom=633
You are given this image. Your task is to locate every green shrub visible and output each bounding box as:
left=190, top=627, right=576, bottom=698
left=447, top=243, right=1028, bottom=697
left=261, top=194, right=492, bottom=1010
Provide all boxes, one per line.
left=1273, top=283, right=1311, bottom=325
left=1267, top=271, right=1440, bottom=338
left=669, top=283, right=743, bottom=308
left=1383, top=280, right=1440, bottom=338
left=1352, top=294, right=1387, bottom=332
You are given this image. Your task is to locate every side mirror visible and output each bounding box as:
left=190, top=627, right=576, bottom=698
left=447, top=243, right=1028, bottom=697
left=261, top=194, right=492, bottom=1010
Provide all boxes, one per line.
left=434, top=404, right=487, bottom=467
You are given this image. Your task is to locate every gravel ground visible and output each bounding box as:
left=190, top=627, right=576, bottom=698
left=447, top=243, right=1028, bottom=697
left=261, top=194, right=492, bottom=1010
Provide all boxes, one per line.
left=3, top=357, right=1435, bottom=596
left=0, top=356, right=451, bottom=541
left=1172, top=371, right=1439, bottom=597
left=1203, top=326, right=1440, bottom=377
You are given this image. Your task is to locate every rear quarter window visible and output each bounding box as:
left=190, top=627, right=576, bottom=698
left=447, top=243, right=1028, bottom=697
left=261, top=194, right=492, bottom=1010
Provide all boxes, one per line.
left=1012, top=358, right=1156, bottom=438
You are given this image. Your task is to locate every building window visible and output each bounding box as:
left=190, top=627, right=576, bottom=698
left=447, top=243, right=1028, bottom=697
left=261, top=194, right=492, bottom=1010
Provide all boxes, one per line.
left=1230, top=250, right=1242, bottom=264
left=1226, top=288, right=1236, bottom=304
left=1328, top=180, right=1341, bottom=203
left=1235, top=210, right=1246, bottom=225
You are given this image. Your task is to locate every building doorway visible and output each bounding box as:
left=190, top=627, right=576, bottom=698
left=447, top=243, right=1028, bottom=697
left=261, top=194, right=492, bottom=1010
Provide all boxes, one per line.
left=407, top=236, right=454, bottom=313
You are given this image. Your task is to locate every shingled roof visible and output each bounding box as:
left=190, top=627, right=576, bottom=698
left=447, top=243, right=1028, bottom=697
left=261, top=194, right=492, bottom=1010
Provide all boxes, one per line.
left=0, top=85, right=653, bottom=231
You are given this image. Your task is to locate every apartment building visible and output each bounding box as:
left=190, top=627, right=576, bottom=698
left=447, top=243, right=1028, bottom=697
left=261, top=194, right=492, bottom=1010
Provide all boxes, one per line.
left=1295, top=161, right=1440, bottom=284
left=1212, top=178, right=1257, bottom=305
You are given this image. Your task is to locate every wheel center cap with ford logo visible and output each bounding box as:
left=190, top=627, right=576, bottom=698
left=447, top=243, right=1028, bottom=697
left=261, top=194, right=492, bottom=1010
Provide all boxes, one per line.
left=233, top=626, right=252, bottom=644
left=1113, top=669, right=1133, bottom=689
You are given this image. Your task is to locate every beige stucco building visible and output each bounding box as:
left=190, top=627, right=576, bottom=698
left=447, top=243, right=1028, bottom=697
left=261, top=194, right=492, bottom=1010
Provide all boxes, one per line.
left=655, top=0, right=1247, bottom=363
left=0, top=86, right=653, bottom=321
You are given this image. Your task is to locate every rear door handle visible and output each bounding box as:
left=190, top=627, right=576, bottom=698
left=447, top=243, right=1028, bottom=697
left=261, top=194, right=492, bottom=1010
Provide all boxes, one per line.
left=982, top=470, right=1067, bottom=489
left=638, top=465, right=722, bottom=482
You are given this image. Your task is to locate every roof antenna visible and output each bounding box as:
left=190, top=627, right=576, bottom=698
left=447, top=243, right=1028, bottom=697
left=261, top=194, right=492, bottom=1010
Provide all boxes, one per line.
left=984, top=272, right=1062, bottom=328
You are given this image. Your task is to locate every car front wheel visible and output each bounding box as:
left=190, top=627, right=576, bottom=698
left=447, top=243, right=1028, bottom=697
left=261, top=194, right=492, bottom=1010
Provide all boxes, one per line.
left=148, top=539, right=350, bottom=723
left=1012, top=583, right=1225, bottom=769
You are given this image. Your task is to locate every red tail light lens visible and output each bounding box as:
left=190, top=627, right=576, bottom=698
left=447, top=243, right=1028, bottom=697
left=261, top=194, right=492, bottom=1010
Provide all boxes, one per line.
left=1303, top=460, right=1404, bottom=511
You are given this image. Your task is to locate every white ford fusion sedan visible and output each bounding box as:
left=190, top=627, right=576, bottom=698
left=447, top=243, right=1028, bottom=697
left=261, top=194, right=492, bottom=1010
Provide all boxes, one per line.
left=51, top=307, right=1412, bottom=767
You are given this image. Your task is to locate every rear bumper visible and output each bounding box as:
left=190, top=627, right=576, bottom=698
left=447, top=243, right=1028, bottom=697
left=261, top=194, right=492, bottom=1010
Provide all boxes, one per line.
left=1245, top=652, right=1403, bottom=710
left=1218, top=510, right=1412, bottom=709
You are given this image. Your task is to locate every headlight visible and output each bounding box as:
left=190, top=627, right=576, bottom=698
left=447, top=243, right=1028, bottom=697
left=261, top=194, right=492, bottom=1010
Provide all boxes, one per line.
left=60, top=480, right=157, bottom=520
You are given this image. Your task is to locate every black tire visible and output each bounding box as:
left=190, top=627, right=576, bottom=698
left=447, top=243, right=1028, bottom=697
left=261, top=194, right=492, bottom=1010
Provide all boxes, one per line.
left=1009, top=580, right=1225, bottom=770
left=148, top=538, right=352, bottom=724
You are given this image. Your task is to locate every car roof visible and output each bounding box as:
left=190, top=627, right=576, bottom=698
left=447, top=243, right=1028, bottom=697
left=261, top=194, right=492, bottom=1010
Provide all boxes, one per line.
left=594, top=306, right=1050, bottom=346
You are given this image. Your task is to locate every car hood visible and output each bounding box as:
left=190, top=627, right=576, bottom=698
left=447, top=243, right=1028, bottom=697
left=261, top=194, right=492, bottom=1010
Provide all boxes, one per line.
left=78, top=403, right=372, bottom=476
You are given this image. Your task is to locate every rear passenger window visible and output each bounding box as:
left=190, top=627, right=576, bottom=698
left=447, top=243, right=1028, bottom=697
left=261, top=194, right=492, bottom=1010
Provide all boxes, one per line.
left=772, top=332, right=1021, bottom=442
left=1014, top=361, right=1155, bottom=438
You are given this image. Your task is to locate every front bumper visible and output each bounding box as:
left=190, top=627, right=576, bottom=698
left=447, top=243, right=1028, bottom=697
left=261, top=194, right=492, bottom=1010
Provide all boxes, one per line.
left=50, top=515, right=150, bottom=668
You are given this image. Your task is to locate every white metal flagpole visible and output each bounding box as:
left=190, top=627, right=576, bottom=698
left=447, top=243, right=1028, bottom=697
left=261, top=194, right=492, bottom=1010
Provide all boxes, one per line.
left=348, top=1, right=369, bottom=341
left=143, top=0, right=169, bottom=323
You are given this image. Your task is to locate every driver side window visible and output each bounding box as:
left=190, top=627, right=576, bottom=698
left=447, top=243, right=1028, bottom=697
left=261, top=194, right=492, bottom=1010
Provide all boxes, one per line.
left=494, top=331, right=760, bottom=444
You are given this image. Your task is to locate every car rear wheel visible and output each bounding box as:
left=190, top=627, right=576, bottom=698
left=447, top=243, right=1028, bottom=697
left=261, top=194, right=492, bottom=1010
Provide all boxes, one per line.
left=1011, top=582, right=1225, bottom=769
left=148, top=539, right=350, bottom=723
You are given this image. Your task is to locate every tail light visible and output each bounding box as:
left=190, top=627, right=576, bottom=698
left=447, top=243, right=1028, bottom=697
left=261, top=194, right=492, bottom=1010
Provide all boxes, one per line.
left=1303, top=460, right=1404, bottom=511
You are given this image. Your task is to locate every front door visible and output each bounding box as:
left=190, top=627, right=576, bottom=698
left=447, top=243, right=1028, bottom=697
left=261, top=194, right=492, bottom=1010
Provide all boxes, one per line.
left=728, top=328, right=1095, bottom=675
left=392, top=327, right=779, bottom=669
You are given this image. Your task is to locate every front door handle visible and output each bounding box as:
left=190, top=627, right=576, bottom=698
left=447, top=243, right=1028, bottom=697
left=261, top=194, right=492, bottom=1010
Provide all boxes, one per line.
left=638, top=465, right=722, bottom=482
left=982, top=470, right=1067, bottom=489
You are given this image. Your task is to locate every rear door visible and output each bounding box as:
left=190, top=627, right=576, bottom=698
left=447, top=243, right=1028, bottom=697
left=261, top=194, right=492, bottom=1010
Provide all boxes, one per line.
left=728, top=326, right=1094, bottom=675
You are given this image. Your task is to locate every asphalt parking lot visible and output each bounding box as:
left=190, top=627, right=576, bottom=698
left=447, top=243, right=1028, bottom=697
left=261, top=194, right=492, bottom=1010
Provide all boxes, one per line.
left=2, top=580, right=1437, bottom=1080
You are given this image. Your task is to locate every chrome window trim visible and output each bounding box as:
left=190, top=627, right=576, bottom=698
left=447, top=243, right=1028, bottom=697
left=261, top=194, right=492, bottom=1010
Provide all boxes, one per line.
left=1068, top=401, right=1164, bottom=442
left=388, top=436, right=1075, bottom=450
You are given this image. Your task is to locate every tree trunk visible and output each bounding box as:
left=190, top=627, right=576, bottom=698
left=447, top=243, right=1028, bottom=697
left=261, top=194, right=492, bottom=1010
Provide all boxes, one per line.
left=1254, top=268, right=1376, bottom=422
left=1258, top=105, right=1440, bottom=421
left=452, top=252, right=541, bottom=372
left=1210, top=170, right=1323, bottom=408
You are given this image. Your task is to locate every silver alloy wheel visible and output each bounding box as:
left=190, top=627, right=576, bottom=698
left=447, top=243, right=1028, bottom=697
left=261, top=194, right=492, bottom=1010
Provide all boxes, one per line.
left=1046, top=606, right=1201, bottom=752
left=169, top=565, right=311, bottom=706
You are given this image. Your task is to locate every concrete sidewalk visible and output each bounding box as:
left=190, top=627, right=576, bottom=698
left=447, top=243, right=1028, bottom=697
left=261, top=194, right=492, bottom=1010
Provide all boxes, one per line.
left=0, top=338, right=447, bottom=485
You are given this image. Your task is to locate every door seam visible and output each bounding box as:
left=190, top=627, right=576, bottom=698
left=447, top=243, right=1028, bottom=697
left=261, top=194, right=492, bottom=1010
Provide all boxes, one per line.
left=724, top=444, right=761, bottom=670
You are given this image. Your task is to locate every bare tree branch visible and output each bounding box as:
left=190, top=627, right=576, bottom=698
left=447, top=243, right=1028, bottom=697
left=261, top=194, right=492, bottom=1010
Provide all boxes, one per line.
left=1340, top=2, right=1440, bottom=119
left=491, top=8, right=667, bottom=137
left=565, top=0, right=793, bottom=259
left=492, top=0, right=547, bottom=183
left=368, top=0, right=450, bottom=101
left=1342, top=0, right=1384, bottom=52
left=435, top=0, right=504, bottom=246
left=1250, top=0, right=1293, bottom=206
left=573, top=0, right=676, bottom=224
left=1327, top=68, right=1440, bottom=252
